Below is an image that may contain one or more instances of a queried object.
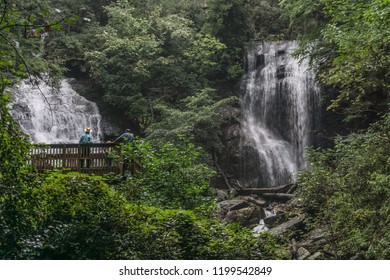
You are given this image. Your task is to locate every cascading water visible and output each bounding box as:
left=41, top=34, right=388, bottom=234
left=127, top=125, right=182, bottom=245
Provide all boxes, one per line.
left=10, top=78, right=103, bottom=144
left=240, top=41, right=320, bottom=187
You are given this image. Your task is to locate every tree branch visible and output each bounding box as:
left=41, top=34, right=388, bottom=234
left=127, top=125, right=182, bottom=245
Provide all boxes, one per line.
left=0, top=0, right=7, bottom=26
left=0, top=31, right=54, bottom=129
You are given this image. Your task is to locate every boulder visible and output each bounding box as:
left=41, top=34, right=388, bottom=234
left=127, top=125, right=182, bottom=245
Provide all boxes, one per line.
left=224, top=205, right=265, bottom=227
left=269, top=215, right=306, bottom=235
left=215, top=189, right=229, bottom=202
left=297, top=247, right=311, bottom=260
left=263, top=213, right=286, bottom=227
left=217, top=199, right=250, bottom=219
left=217, top=198, right=267, bottom=227
left=307, top=252, right=323, bottom=260
left=243, top=196, right=267, bottom=207
left=301, top=227, right=327, bottom=251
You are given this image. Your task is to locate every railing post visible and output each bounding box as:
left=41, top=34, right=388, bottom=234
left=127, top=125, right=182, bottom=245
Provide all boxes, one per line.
left=62, top=144, right=66, bottom=168
left=77, top=144, right=81, bottom=172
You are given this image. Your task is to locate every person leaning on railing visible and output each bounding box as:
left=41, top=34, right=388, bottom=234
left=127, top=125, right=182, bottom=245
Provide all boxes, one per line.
left=114, top=129, right=134, bottom=144
left=114, top=129, right=135, bottom=173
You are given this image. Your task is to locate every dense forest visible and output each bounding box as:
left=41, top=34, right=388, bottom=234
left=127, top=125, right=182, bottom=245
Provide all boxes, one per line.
left=0, top=0, right=389, bottom=259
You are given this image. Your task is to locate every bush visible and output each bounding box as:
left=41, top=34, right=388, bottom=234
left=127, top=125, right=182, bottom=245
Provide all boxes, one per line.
left=115, top=138, right=216, bottom=214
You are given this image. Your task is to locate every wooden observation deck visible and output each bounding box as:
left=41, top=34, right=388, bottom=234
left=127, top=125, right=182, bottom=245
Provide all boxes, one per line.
left=29, top=143, right=140, bottom=175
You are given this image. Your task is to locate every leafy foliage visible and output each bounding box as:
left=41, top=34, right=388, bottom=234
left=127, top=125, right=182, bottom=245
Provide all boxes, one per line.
left=43, top=0, right=289, bottom=136
left=0, top=172, right=285, bottom=259
left=146, top=88, right=237, bottom=152
left=74, top=1, right=232, bottom=131
left=281, top=0, right=390, bottom=123
left=0, top=0, right=291, bottom=260
left=114, top=138, right=216, bottom=213
left=0, top=93, right=32, bottom=187
left=296, top=114, right=390, bottom=259
left=0, top=0, right=73, bottom=83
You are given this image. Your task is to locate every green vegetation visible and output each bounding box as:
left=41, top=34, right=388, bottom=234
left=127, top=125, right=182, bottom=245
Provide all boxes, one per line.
left=0, top=144, right=286, bottom=259
left=1, top=0, right=389, bottom=260
left=296, top=113, right=390, bottom=259
left=0, top=0, right=288, bottom=260
left=281, top=0, right=389, bottom=124
left=280, top=0, right=389, bottom=258
left=114, top=138, right=216, bottom=212
left=43, top=0, right=288, bottom=142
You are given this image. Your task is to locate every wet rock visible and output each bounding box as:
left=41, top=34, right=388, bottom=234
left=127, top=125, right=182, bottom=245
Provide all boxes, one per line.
left=215, top=189, right=229, bottom=202
left=269, top=215, right=306, bottom=235
left=217, top=200, right=250, bottom=219
left=297, top=247, right=311, bottom=260
left=224, top=205, right=265, bottom=227
left=67, top=78, right=77, bottom=84
left=217, top=198, right=267, bottom=227
left=256, top=54, right=265, bottom=69
left=301, top=227, right=327, bottom=250
left=263, top=213, right=286, bottom=227
left=307, top=252, right=323, bottom=260
left=243, top=196, right=267, bottom=207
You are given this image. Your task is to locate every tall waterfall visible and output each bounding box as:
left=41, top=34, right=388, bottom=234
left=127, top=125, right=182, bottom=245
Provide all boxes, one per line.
left=10, top=78, right=103, bottom=144
left=240, top=41, right=320, bottom=187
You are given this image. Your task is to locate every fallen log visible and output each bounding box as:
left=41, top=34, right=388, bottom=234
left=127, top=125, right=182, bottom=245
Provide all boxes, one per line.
left=237, top=183, right=295, bottom=196
left=286, top=183, right=298, bottom=194
left=261, top=193, right=294, bottom=201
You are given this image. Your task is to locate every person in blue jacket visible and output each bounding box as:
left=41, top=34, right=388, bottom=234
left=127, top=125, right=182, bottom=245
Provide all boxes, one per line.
left=114, top=129, right=134, bottom=144
left=79, top=127, right=93, bottom=168
left=114, top=129, right=135, bottom=174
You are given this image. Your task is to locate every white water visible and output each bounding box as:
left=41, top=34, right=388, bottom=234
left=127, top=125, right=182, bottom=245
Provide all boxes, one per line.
left=241, top=41, right=320, bottom=186
left=10, top=78, right=103, bottom=144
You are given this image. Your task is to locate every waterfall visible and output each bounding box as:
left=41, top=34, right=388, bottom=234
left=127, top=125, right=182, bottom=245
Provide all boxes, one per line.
left=10, top=78, right=103, bottom=144
left=240, top=41, right=320, bottom=187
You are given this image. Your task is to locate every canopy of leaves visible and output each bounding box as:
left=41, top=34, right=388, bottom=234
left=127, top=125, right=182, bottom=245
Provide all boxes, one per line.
left=0, top=0, right=73, bottom=84
left=74, top=1, right=231, bottom=132
left=146, top=88, right=237, bottom=152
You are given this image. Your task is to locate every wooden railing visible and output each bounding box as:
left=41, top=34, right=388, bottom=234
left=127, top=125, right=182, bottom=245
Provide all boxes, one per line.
left=29, top=143, right=140, bottom=175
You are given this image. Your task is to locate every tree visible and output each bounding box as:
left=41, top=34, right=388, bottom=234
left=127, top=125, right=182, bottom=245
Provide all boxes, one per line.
left=146, top=88, right=237, bottom=152
left=82, top=0, right=231, bottom=132
left=319, top=0, right=389, bottom=122
left=0, top=0, right=72, bottom=83
left=82, top=2, right=163, bottom=128
left=281, top=0, right=390, bottom=124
